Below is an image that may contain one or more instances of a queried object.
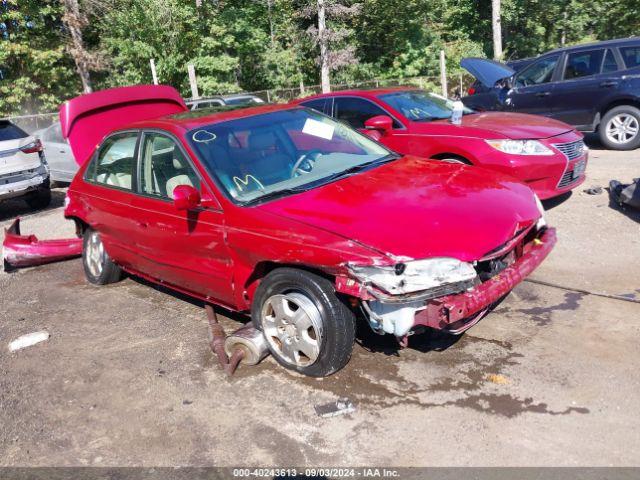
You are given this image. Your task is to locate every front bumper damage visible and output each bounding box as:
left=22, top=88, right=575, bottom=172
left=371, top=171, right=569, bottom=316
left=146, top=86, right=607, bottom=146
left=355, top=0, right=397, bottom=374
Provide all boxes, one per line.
left=3, top=218, right=82, bottom=271
left=337, top=227, right=556, bottom=338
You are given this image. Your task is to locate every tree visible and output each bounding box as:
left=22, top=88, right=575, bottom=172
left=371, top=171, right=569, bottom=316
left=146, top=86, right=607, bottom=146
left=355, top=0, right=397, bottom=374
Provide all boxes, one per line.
left=60, top=0, right=99, bottom=93
left=491, top=0, right=502, bottom=59
left=0, top=0, right=79, bottom=115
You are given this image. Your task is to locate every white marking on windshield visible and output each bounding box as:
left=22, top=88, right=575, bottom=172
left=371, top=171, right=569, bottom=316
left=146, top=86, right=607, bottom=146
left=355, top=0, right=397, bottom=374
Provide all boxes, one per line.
left=192, top=130, right=217, bottom=143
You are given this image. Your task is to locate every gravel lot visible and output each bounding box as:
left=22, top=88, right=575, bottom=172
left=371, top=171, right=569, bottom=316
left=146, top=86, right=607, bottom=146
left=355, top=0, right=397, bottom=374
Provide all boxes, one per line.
left=1, top=139, right=639, bottom=467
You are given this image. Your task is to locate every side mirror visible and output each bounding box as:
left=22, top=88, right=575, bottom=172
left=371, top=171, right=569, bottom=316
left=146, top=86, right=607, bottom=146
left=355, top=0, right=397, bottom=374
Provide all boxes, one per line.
left=364, top=115, right=393, bottom=135
left=173, top=184, right=201, bottom=211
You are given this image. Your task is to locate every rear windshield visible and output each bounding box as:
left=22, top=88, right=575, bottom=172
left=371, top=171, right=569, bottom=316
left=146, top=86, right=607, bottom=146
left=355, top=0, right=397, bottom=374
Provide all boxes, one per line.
left=0, top=121, right=28, bottom=141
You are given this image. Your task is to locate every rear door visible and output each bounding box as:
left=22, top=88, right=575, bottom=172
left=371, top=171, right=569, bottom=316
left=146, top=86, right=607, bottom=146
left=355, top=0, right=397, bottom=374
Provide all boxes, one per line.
left=129, top=130, right=234, bottom=305
left=81, top=130, right=141, bottom=268
left=507, top=54, right=561, bottom=116
left=549, top=48, right=621, bottom=128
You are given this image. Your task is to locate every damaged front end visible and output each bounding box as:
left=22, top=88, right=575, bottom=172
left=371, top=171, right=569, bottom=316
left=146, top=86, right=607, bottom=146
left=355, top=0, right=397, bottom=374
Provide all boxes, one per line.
left=3, top=218, right=82, bottom=271
left=336, top=224, right=556, bottom=343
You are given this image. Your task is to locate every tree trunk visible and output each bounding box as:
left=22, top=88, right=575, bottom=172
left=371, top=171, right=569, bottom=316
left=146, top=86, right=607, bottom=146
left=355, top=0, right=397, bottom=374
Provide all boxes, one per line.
left=318, top=0, right=330, bottom=93
left=62, top=0, right=92, bottom=93
left=491, top=0, right=503, bottom=61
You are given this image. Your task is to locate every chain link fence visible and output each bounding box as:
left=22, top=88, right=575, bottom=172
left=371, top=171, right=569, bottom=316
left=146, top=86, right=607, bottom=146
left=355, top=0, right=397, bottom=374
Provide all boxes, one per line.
left=2, top=73, right=475, bottom=133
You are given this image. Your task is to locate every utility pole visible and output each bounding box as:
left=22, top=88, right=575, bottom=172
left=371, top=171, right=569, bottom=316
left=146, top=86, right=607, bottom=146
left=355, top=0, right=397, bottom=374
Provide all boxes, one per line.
left=318, top=0, right=330, bottom=93
left=491, top=0, right=503, bottom=60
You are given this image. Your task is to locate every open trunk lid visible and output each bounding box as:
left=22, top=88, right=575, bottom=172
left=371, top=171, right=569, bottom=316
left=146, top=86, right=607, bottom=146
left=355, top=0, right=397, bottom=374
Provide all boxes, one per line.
left=60, top=85, right=187, bottom=166
left=461, top=58, right=515, bottom=88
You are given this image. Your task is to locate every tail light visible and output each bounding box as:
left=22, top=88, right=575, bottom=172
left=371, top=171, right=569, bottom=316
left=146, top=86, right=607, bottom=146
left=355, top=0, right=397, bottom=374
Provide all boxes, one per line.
left=467, top=87, right=476, bottom=96
left=20, top=139, right=43, bottom=154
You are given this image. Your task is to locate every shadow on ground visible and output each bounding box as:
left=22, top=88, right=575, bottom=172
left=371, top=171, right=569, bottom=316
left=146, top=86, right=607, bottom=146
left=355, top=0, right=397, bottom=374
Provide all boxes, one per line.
left=0, top=188, right=66, bottom=222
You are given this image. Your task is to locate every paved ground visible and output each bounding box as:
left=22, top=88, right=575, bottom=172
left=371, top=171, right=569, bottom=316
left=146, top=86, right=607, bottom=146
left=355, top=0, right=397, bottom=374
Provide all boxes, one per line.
left=1, top=141, right=639, bottom=467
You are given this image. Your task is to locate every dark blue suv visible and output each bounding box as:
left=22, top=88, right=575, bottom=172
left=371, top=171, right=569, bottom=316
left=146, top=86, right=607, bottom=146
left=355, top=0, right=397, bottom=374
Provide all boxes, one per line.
left=461, top=37, right=640, bottom=150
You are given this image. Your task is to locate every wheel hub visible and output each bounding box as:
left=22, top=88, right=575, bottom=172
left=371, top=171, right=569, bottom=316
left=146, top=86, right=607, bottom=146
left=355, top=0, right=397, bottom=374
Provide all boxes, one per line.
left=261, top=292, right=323, bottom=367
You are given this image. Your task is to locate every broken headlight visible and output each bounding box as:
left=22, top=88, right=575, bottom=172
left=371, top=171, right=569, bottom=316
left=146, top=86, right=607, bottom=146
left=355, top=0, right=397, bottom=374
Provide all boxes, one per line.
left=347, top=257, right=478, bottom=295
left=485, top=139, right=553, bottom=156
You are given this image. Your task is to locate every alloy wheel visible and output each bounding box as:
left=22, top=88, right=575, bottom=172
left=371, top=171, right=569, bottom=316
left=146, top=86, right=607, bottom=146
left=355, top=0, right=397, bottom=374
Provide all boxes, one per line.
left=261, top=292, right=323, bottom=367
left=605, top=113, right=639, bottom=145
left=85, top=231, right=105, bottom=277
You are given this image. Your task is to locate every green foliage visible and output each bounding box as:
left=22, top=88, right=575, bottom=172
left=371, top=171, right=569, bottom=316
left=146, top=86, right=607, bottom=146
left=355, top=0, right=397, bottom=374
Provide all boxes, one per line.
left=0, top=0, right=638, bottom=115
left=0, top=0, right=80, bottom=115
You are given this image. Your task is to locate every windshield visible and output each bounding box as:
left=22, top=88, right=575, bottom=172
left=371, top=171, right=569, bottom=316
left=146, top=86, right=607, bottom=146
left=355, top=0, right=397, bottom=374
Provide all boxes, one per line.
left=379, top=90, right=473, bottom=122
left=187, top=108, right=392, bottom=204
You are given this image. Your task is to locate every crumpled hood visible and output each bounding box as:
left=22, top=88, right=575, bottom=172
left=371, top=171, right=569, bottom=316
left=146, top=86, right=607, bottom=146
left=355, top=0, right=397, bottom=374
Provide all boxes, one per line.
left=432, top=111, right=574, bottom=140
left=258, top=156, right=541, bottom=262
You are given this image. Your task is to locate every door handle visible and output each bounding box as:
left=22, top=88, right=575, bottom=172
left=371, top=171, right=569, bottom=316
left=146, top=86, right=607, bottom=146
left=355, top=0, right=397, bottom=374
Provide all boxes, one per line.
left=59, top=150, right=67, bottom=153
left=599, top=80, right=618, bottom=88
left=136, top=221, right=148, bottom=229
left=535, top=91, right=551, bottom=97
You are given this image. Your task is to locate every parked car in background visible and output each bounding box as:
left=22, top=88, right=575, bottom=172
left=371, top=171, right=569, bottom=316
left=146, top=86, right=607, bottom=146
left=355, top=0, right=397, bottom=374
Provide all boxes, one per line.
left=294, top=89, right=588, bottom=199
left=0, top=120, right=51, bottom=208
left=186, top=93, right=265, bottom=110
left=462, top=37, right=640, bottom=150
left=34, top=122, right=77, bottom=184
left=62, top=85, right=555, bottom=377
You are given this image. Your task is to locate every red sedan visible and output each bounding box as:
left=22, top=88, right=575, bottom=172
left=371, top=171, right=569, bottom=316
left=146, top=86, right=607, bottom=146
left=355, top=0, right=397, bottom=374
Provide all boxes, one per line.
left=60, top=85, right=554, bottom=377
left=294, top=89, right=588, bottom=199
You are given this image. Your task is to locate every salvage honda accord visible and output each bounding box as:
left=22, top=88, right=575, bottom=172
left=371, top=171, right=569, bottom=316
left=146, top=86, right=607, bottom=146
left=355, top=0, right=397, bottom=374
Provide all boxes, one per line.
left=61, top=85, right=556, bottom=377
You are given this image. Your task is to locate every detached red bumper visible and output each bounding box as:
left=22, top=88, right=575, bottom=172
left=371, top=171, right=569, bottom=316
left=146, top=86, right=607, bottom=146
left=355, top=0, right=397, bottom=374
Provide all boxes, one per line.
left=414, top=227, right=556, bottom=333
left=3, top=218, right=82, bottom=271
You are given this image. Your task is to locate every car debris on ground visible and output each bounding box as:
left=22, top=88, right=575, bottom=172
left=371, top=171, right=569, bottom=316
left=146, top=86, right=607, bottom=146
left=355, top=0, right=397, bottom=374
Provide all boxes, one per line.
left=609, top=178, right=640, bottom=210
left=3, top=217, right=82, bottom=271
left=314, top=398, right=357, bottom=418
left=583, top=186, right=603, bottom=195
left=8, top=331, right=50, bottom=352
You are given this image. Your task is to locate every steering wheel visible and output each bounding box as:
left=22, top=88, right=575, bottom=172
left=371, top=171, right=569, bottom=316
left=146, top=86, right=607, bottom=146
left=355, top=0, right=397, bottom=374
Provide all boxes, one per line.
left=290, top=149, right=322, bottom=178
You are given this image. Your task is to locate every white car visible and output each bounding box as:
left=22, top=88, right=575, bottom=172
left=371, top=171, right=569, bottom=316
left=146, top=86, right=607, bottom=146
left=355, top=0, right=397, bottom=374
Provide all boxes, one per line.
left=0, top=120, right=51, bottom=209
left=34, top=123, right=77, bottom=184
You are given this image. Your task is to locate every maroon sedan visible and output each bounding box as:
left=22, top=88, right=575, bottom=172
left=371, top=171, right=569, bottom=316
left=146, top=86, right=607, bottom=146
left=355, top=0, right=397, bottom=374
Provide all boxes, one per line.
left=294, top=89, right=588, bottom=199
left=59, top=85, right=554, bottom=377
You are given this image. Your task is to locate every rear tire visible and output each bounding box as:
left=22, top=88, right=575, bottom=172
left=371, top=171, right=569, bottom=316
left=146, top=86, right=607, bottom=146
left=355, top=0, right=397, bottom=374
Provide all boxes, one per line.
left=82, top=229, right=123, bottom=285
left=599, top=105, right=640, bottom=150
left=252, top=268, right=356, bottom=377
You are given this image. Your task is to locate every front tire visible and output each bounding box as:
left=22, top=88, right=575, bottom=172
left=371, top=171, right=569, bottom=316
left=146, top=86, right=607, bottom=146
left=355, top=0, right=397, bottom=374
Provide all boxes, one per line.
left=82, top=229, right=123, bottom=285
left=252, top=268, right=356, bottom=377
left=600, top=105, right=640, bottom=150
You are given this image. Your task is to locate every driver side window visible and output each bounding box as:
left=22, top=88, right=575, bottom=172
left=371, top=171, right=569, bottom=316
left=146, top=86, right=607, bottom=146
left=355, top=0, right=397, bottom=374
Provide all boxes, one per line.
left=333, top=97, right=401, bottom=129
left=515, top=55, right=560, bottom=87
left=139, top=133, right=200, bottom=200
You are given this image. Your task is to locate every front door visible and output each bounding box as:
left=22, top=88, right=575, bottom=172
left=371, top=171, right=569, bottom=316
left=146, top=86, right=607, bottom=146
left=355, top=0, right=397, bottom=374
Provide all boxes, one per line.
left=130, top=131, right=234, bottom=306
left=507, top=54, right=561, bottom=116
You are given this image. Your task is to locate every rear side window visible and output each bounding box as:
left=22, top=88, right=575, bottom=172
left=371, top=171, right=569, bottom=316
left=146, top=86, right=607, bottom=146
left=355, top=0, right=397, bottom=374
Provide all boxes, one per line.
left=0, top=121, right=28, bottom=141
left=87, top=132, right=138, bottom=191
left=300, top=98, right=330, bottom=114
left=563, top=49, right=605, bottom=79
left=620, top=46, right=640, bottom=68
left=43, top=124, right=65, bottom=143
left=334, top=97, right=401, bottom=129
left=139, top=132, right=200, bottom=200
left=602, top=49, right=619, bottom=73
